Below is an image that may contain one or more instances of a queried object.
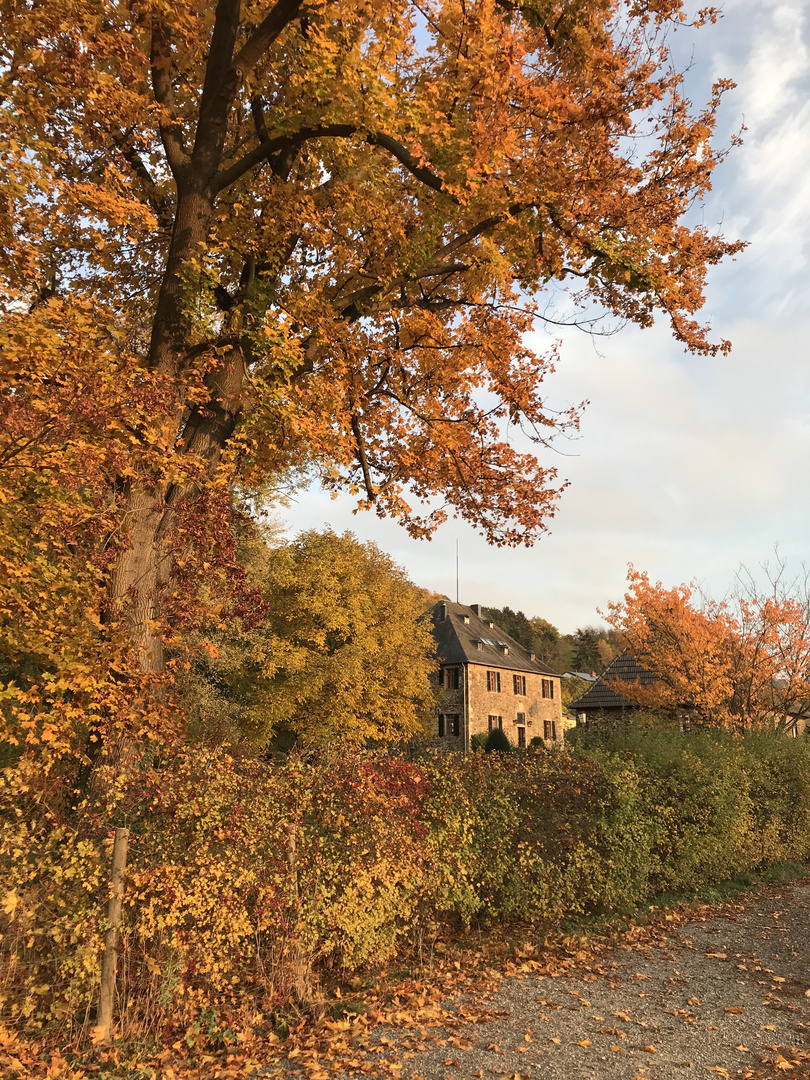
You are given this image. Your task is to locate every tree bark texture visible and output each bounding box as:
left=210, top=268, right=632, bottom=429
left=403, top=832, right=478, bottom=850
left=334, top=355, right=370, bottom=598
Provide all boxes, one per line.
left=97, top=827, right=130, bottom=1044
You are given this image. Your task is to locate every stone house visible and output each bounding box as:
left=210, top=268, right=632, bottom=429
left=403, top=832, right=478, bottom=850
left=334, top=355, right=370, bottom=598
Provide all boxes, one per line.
left=429, top=601, right=563, bottom=750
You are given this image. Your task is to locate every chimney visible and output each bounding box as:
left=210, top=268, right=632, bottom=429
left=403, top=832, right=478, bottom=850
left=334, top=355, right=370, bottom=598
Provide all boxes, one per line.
left=529, top=650, right=536, bottom=661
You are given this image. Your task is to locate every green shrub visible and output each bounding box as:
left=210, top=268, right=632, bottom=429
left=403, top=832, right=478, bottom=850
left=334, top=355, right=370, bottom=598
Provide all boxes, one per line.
left=484, top=727, right=512, bottom=753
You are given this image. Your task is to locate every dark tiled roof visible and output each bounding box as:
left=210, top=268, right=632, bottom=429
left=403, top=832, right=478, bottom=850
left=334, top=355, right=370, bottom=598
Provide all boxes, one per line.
left=569, top=650, right=657, bottom=711
left=427, top=602, right=561, bottom=676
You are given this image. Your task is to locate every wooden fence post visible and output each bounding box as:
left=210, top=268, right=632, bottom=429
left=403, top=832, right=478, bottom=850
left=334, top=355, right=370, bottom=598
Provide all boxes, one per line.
left=97, top=827, right=129, bottom=1044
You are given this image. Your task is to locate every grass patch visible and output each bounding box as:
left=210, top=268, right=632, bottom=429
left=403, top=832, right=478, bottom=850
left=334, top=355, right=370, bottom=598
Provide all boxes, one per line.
left=562, top=860, right=808, bottom=936
left=326, top=999, right=369, bottom=1020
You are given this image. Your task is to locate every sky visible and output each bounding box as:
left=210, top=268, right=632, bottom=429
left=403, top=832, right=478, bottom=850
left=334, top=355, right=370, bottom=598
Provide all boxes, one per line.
left=282, top=0, right=810, bottom=633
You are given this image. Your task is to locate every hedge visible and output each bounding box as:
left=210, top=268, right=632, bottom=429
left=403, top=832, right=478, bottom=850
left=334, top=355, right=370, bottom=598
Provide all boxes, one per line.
left=2, top=728, right=809, bottom=1036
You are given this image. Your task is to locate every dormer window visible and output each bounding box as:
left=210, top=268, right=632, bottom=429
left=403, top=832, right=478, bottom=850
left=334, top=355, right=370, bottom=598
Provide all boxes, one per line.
left=463, top=615, right=470, bottom=624
left=499, top=644, right=509, bottom=655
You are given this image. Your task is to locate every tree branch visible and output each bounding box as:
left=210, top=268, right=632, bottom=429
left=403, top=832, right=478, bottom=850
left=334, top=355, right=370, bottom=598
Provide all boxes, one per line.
left=215, top=124, right=356, bottom=191
left=150, top=18, right=190, bottom=174
left=350, top=414, right=376, bottom=500
left=119, top=138, right=173, bottom=228
left=215, top=125, right=451, bottom=196
left=233, top=0, right=306, bottom=77
left=366, top=132, right=447, bottom=194
left=193, top=0, right=243, bottom=176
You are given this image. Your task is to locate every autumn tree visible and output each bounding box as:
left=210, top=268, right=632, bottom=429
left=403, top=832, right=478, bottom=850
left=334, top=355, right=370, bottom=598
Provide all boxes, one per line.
left=603, top=566, right=810, bottom=729
left=0, top=0, right=743, bottom=768
left=603, top=569, right=737, bottom=724
left=187, top=529, right=437, bottom=747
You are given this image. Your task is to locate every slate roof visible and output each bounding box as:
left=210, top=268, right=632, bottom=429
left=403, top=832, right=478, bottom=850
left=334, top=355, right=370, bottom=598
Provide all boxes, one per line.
left=428, top=601, right=561, bottom=676
left=569, top=650, right=657, bottom=711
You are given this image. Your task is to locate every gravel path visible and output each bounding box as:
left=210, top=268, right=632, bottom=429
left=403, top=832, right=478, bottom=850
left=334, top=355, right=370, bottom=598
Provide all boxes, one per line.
left=337, top=881, right=810, bottom=1080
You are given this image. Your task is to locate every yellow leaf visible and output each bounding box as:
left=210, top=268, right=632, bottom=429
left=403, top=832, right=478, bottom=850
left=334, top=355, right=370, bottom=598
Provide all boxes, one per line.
left=1, top=891, right=18, bottom=917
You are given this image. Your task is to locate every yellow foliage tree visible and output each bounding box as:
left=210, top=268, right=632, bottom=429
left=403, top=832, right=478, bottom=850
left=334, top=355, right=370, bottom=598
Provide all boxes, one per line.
left=188, top=529, right=438, bottom=746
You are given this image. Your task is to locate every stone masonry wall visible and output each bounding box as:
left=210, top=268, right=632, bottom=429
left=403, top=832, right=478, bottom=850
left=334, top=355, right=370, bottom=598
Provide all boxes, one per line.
left=467, top=663, right=562, bottom=746
left=432, top=671, right=465, bottom=748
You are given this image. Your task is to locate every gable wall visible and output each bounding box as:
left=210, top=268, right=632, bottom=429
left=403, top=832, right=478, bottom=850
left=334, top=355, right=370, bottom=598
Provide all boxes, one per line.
left=467, top=663, right=561, bottom=744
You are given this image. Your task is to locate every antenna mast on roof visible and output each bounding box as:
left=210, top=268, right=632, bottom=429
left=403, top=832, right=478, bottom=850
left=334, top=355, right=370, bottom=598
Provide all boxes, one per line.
left=456, top=539, right=459, bottom=604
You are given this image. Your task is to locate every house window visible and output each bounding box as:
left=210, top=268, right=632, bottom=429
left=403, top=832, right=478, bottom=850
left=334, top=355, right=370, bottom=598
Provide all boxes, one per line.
left=486, top=670, right=501, bottom=692
left=488, top=715, right=503, bottom=731
left=541, top=678, right=555, bottom=699
left=517, top=725, right=526, bottom=749
left=543, top=720, right=557, bottom=741
left=513, top=674, right=526, bottom=695
left=439, top=667, right=460, bottom=689
left=439, top=714, right=460, bottom=737
left=516, top=712, right=526, bottom=725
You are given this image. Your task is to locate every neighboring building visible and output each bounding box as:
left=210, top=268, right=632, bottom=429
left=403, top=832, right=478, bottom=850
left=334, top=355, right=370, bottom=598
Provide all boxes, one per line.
left=571, top=651, right=810, bottom=736
left=570, top=650, right=702, bottom=730
left=569, top=650, right=658, bottom=727
left=428, top=601, right=563, bottom=750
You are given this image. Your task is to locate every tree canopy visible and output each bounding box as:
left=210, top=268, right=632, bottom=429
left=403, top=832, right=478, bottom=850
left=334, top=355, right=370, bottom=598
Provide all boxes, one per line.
left=0, top=0, right=742, bottom=761
left=604, top=566, right=810, bottom=730
left=187, top=529, right=437, bottom=747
